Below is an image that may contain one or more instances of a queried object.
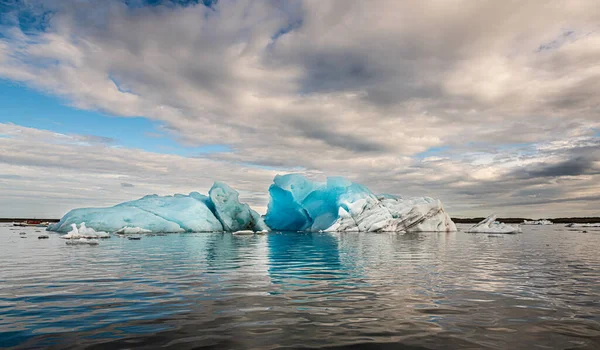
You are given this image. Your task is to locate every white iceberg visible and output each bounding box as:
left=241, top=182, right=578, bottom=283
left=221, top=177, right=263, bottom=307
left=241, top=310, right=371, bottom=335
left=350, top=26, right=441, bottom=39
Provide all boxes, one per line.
left=522, top=219, right=553, bottom=225
left=60, top=223, right=110, bottom=239
left=232, top=230, right=255, bottom=235
left=466, top=215, right=521, bottom=234
left=565, top=223, right=600, bottom=228
left=49, top=182, right=267, bottom=233
left=264, top=174, right=456, bottom=232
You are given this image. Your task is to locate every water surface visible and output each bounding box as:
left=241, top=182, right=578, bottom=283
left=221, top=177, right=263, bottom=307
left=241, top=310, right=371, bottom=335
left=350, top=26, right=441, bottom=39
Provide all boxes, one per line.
left=1, top=224, right=599, bottom=349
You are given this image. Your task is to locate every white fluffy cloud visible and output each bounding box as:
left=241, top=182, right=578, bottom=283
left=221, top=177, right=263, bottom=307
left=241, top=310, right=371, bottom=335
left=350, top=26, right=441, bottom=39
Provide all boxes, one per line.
left=1, top=0, right=599, bottom=218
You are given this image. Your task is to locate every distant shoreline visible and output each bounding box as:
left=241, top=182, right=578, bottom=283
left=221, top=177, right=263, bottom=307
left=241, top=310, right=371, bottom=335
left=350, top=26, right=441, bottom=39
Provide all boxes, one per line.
left=0, top=218, right=60, bottom=223
left=2, top=217, right=599, bottom=224
left=452, top=217, right=600, bottom=224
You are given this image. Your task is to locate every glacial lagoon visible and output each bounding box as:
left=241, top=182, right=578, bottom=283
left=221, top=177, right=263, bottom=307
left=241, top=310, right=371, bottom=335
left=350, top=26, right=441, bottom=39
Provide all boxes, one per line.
left=1, top=224, right=600, bottom=349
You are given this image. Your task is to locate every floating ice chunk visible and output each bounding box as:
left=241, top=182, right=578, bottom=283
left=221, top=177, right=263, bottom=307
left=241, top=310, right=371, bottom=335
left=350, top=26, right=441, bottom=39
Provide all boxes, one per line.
left=66, top=238, right=99, bottom=245
left=265, top=174, right=456, bottom=232
left=565, top=223, right=600, bottom=228
left=115, top=227, right=152, bottom=234
left=522, top=220, right=553, bottom=225
left=232, top=230, right=255, bottom=235
left=209, top=182, right=269, bottom=232
left=60, top=223, right=109, bottom=239
left=466, top=215, right=521, bottom=234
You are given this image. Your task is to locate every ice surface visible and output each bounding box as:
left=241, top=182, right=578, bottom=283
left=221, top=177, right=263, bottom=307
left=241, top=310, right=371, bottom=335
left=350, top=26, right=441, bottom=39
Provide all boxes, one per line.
left=466, top=215, right=522, bottom=234
left=209, top=182, right=269, bottom=232
left=49, top=182, right=267, bottom=233
left=522, top=220, right=553, bottom=225
left=265, top=174, right=456, bottom=232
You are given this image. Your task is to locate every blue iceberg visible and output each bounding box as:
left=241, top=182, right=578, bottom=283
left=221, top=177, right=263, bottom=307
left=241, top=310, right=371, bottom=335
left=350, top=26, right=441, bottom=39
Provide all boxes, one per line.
left=49, top=174, right=455, bottom=234
left=49, top=183, right=267, bottom=233
left=265, top=174, right=457, bottom=232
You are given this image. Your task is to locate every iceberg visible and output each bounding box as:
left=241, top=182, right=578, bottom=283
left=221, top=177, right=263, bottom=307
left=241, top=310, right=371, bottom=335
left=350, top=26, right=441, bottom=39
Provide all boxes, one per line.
left=265, top=174, right=456, bottom=232
left=49, top=182, right=267, bottom=233
left=522, top=219, right=553, bottom=225
left=209, top=182, right=269, bottom=232
left=61, top=223, right=110, bottom=239
left=232, top=230, right=255, bottom=235
left=466, top=215, right=521, bottom=234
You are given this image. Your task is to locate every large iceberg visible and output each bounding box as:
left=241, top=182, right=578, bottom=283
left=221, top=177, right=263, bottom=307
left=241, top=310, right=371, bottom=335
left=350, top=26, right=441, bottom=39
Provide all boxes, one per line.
left=264, top=174, right=456, bottom=232
left=49, top=182, right=267, bottom=233
left=50, top=174, right=456, bottom=234
left=466, top=214, right=521, bottom=234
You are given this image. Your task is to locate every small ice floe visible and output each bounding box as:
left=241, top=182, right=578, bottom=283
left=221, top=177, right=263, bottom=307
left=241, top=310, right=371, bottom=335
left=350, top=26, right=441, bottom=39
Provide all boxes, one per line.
left=95, top=231, right=111, bottom=239
left=565, top=223, right=600, bottom=228
left=127, top=236, right=142, bottom=240
left=66, top=238, right=99, bottom=246
left=115, top=227, right=151, bottom=235
left=466, top=214, right=521, bottom=234
left=61, top=223, right=110, bottom=239
left=38, top=234, right=49, bottom=239
left=233, top=230, right=255, bottom=235
left=522, top=219, right=553, bottom=225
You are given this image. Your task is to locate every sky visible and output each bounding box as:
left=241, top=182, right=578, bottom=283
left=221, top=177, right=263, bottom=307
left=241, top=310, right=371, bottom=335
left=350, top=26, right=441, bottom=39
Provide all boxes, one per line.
left=0, top=0, right=599, bottom=219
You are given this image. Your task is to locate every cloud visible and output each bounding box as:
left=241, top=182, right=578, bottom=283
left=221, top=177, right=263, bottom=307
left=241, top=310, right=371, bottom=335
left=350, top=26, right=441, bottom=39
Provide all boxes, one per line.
left=120, top=182, right=135, bottom=188
left=515, top=157, right=599, bottom=178
left=0, top=0, right=599, bottom=218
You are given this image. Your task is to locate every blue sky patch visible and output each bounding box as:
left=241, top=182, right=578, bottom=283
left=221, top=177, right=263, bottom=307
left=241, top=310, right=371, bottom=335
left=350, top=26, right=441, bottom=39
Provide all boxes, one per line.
left=0, top=79, right=229, bottom=157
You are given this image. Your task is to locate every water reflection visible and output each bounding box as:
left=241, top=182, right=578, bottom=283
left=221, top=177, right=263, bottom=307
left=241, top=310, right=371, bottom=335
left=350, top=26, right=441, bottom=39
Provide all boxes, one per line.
left=1, top=225, right=600, bottom=349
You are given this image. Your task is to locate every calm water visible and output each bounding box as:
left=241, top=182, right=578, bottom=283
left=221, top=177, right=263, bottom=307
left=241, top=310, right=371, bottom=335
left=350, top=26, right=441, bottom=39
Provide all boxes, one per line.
left=1, top=224, right=600, bottom=349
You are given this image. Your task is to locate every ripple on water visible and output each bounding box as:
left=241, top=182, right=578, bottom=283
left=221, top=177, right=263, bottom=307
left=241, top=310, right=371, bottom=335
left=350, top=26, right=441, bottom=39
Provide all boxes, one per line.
left=1, top=225, right=600, bottom=349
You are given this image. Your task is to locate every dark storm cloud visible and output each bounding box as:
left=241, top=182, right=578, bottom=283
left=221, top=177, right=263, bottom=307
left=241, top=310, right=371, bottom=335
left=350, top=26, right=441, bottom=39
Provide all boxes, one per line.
left=513, top=157, right=599, bottom=179
left=298, top=51, right=378, bottom=93
left=294, top=120, right=387, bottom=153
